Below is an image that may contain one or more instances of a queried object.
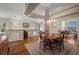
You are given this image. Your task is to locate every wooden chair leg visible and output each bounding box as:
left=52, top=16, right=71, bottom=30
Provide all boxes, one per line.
left=59, top=45, right=64, bottom=52
left=39, top=41, right=41, bottom=49
left=63, top=45, right=64, bottom=50
left=43, top=45, right=46, bottom=53
left=7, top=47, right=9, bottom=55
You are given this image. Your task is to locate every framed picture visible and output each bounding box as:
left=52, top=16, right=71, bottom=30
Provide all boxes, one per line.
left=23, top=23, right=29, bottom=28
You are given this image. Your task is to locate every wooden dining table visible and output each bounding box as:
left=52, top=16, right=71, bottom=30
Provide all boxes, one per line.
left=47, top=34, right=60, bottom=41
left=41, top=33, right=61, bottom=41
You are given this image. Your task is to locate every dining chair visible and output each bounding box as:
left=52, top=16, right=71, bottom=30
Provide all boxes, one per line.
left=59, top=32, right=65, bottom=51
left=39, top=31, right=44, bottom=49
left=54, top=39, right=60, bottom=50
left=39, top=31, right=50, bottom=52
left=43, top=32, right=51, bottom=52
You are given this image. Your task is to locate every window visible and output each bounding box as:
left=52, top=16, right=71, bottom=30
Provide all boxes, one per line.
left=61, top=20, right=66, bottom=30
left=67, top=21, right=76, bottom=31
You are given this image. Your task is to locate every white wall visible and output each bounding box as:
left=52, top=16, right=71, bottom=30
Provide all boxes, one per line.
left=1, top=16, right=43, bottom=42
left=49, top=4, right=79, bottom=35
left=0, top=17, right=7, bottom=31
left=5, top=17, right=38, bottom=30
left=0, top=19, right=4, bottom=31
left=49, top=14, right=79, bottom=33
left=0, top=16, right=44, bottom=42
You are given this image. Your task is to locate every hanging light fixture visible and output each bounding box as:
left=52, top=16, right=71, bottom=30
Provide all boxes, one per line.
left=50, top=8, right=57, bottom=27
left=50, top=19, right=53, bottom=22
left=54, top=19, right=56, bottom=22
left=46, top=8, right=57, bottom=24
left=46, top=20, right=51, bottom=24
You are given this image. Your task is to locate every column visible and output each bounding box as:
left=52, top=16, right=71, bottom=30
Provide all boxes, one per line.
left=45, top=8, right=49, bottom=32
left=77, top=17, right=79, bottom=40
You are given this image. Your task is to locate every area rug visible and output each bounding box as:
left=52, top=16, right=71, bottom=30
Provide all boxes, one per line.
left=25, top=39, right=43, bottom=55
left=25, top=39, right=79, bottom=55
left=25, top=39, right=65, bottom=55
left=25, top=39, right=56, bottom=55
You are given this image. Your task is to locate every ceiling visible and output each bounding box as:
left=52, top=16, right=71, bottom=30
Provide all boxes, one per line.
left=40, top=3, right=77, bottom=8
left=0, top=3, right=77, bottom=17
left=0, top=3, right=41, bottom=22
left=0, top=3, right=25, bottom=17
left=25, top=3, right=78, bottom=18
left=0, top=3, right=78, bottom=23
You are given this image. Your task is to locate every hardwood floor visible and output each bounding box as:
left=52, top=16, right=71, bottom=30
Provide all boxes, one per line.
left=9, top=36, right=39, bottom=55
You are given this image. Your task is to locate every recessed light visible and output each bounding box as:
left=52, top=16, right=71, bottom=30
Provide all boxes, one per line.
left=54, top=19, right=56, bottom=22
left=28, top=15, right=30, bottom=16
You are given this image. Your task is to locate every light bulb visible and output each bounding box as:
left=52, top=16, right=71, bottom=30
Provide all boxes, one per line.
left=54, top=19, right=56, bottom=22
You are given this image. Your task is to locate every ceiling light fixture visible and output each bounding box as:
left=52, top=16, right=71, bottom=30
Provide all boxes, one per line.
left=28, top=14, right=31, bottom=16
left=47, top=20, right=51, bottom=24
left=50, top=19, right=53, bottom=22
left=54, top=19, right=56, bottom=22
